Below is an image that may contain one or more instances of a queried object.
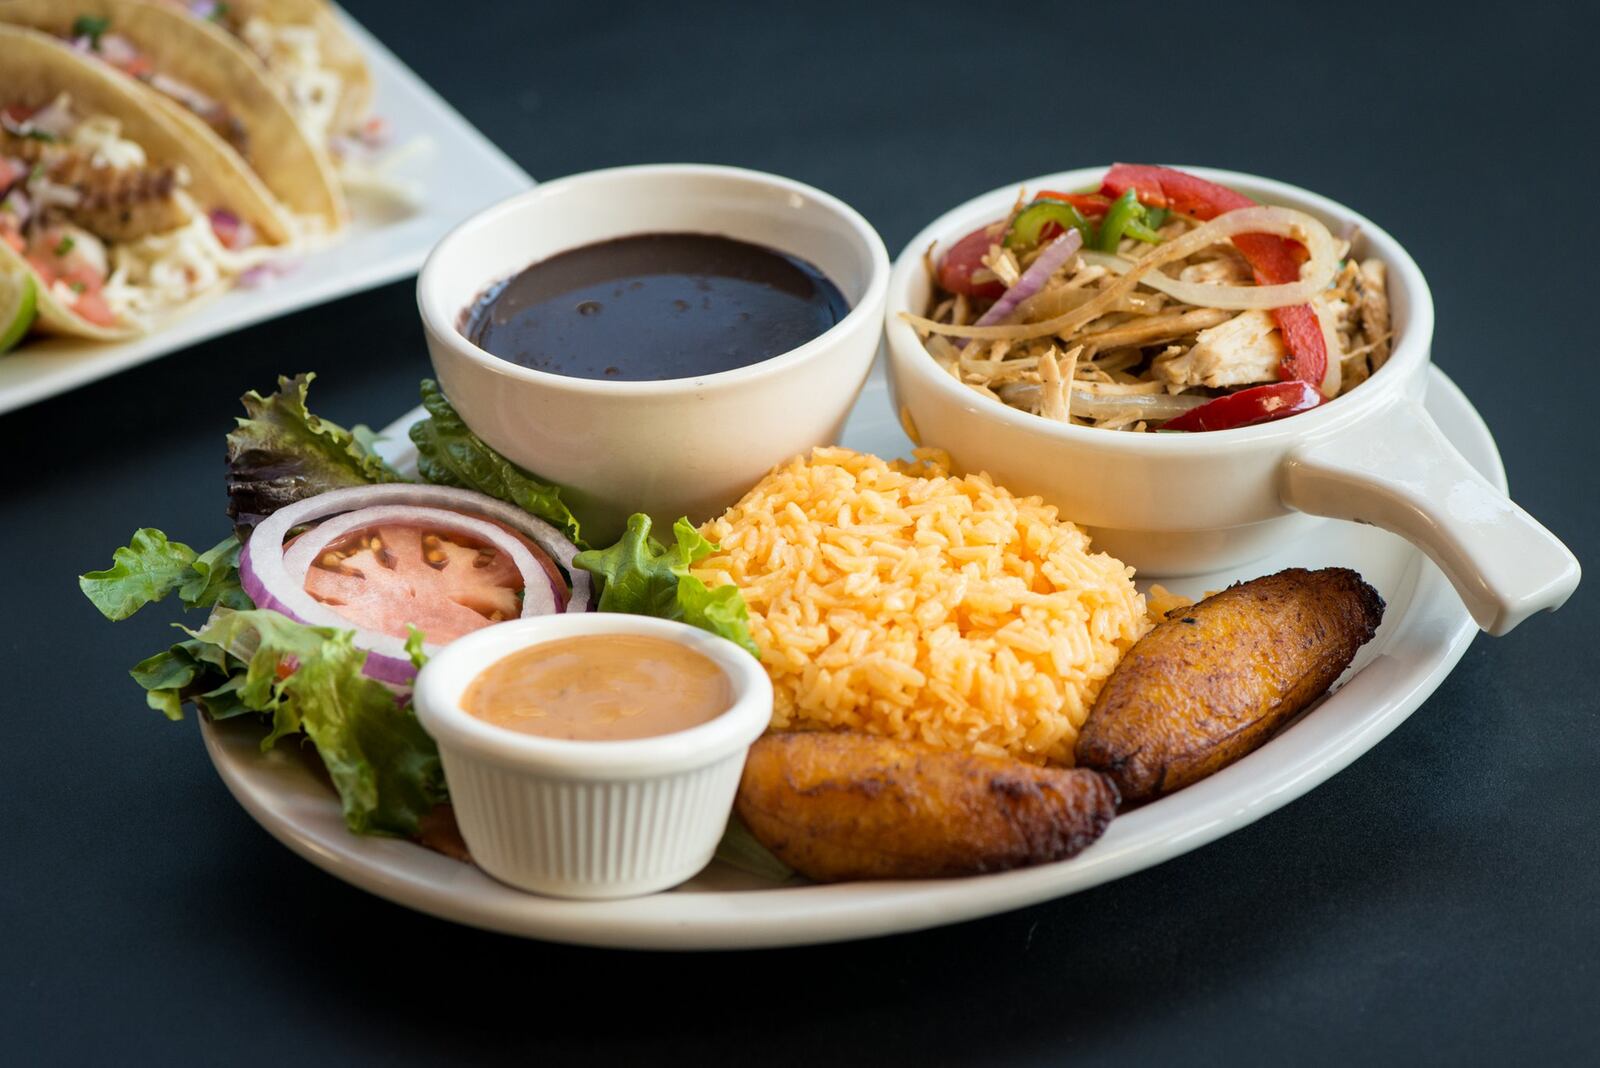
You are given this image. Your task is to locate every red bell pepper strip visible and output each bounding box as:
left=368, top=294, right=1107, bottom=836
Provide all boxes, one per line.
left=1159, top=381, right=1324, bottom=433
left=1101, top=164, right=1329, bottom=390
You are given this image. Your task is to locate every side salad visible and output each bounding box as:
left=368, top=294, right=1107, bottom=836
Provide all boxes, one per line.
left=79, top=373, right=760, bottom=841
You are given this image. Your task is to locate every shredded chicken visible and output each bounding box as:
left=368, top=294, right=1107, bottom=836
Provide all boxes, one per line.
left=1084, top=308, right=1231, bottom=355
left=1359, top=260, right=1391, bottom=370
left=1156, top=310, right=1285, bottom=389
left=1038, top=346, right=1069, bottom=422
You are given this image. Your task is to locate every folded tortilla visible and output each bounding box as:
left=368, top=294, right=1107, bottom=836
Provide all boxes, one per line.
left=165, top=0, right=375, bottom=146
left=0, top=24, right=293, bottom=339
left=0, top=0, right=347, bottom=235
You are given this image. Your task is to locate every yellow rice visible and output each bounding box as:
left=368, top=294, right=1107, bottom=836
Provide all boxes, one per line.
left=696, top=447, right=1150, bottom=765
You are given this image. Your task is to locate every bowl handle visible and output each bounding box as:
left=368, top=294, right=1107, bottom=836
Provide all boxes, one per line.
left=1281, top=397, right=1579, bottom=635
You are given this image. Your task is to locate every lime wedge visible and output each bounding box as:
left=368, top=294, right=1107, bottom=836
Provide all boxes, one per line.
left=0, top=268, right=37, bottom=354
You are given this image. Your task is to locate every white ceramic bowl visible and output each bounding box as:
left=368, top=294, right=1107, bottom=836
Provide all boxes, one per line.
left=884, top=165, right=1579, bottom=635
left=418, top=164, right=890, bottom=544
left=412, top=615, right=772, bottom=899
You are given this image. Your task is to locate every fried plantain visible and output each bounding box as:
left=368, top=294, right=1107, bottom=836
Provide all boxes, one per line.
left=1075, top=567, right=1384, bottom=803
left=736, top=731, right=1119, bottom=881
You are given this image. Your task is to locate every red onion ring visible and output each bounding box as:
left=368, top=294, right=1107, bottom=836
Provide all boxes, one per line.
left=239, top=485, right=590, bottom=685
left=975, top=229, right=1084, bottom=328
left=280, top=505, right=558, bottom=619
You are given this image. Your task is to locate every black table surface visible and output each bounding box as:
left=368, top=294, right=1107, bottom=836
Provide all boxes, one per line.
left=5, top=1, right=1596, bottom=1063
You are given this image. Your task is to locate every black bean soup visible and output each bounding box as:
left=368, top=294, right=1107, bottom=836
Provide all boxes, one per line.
left=463, top=233, right=850, bottom=381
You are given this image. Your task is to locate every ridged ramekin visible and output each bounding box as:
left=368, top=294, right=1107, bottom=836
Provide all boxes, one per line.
left=413, top=615, right=772, bottom=899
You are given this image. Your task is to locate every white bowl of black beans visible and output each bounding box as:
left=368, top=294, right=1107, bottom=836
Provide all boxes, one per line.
left=418, top=164, right=890, bottom=544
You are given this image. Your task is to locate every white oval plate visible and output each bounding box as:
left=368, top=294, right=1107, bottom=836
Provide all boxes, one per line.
left=201, top=363, right=1495, bottom=949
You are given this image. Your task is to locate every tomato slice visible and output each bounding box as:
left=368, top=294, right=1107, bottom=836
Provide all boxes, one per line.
left=936, top=222, right=1007, bottom=300
left=71, top=290, right=117, bottom=327
left=297, top=521, right=565, bottom=643
left=21, top=227, right=117, bottom=325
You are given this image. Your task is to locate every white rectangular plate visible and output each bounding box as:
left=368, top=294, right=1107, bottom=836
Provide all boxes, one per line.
left=0, top=4, right=532, bottom=415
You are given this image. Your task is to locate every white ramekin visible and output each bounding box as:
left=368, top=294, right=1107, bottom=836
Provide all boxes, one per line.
left=412, top=615, right=772, bottom=899
left=884, top=165, right=1579, bottom=635
left=417, top=163, right=890, bottom=545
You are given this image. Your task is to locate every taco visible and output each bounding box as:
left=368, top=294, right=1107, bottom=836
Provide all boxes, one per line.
left=159, top=0, right=375, bottom=152
left=0, top=0, right=347, bottom=235
left=0, top=24, right=289, bottom=340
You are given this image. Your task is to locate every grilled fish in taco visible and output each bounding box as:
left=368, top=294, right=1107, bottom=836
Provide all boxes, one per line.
left=0, top=0, right=347, bottom=235
left=0, top=24, right=289, bottom=340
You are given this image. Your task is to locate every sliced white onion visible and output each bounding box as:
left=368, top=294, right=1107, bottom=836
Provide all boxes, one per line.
left=998, top=382, right=1209, bottom=421
left=240, top=484, right=589, bottom=685
left=1079, top=242, right=1336, bottom=311
left=1314, top=297, right=1343, bottom=397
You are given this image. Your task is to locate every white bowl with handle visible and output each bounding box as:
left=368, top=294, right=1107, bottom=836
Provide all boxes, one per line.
left=883, top=165, right=1579, bottom=635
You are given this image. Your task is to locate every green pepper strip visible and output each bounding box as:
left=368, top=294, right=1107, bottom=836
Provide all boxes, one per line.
left=1004, top=200, right=1095, bottom=250
left=1122, top=216, right=1162, bottom=243
left=1096, top=188, right=1163, bottom=251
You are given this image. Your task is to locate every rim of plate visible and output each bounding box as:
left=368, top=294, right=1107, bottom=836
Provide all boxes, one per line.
left=198, top=365, right=1494, bottom=950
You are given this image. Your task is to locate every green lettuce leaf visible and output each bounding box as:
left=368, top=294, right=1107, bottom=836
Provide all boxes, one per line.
left=111, top=596, right=447, bottom=836
left=226, top=372, right=403, bottom=535
left=409, top=378, right=582, bottom=545
left=190, top=609, right=446, bottom=836
left=179, top=535, right=252, bottom=611
left=79, top=529, right=199, bottom=621
left=128, top=634, right=250, bottom=722
left=129, top=645, right=201, bottom=721
left=81, top=532, right=250, bottom=621
left=574, top=514, right=759, bottom=657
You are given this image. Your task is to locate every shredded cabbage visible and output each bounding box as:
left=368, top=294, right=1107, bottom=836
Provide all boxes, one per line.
left=102, top=210, right=277, bottom=325
left=67, top=113, right=147, bottom=170
left=241, top=17, right=343, bottom=146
